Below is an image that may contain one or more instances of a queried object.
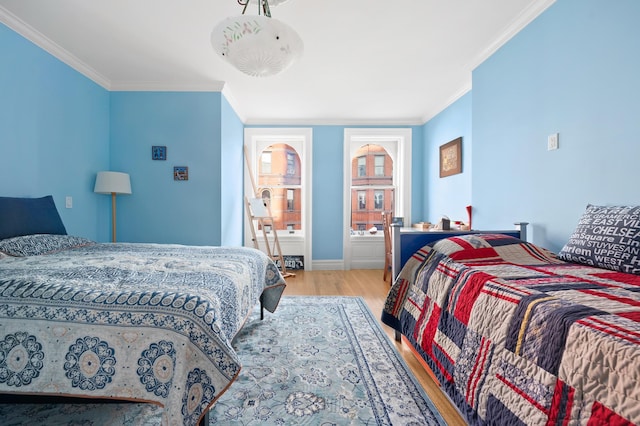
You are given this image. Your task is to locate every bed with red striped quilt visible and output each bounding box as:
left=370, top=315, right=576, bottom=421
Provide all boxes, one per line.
left=382, top=233, right=639, bottom=425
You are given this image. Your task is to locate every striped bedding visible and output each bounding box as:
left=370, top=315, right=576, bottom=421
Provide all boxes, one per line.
left=382, top=233, right=639, bottom=425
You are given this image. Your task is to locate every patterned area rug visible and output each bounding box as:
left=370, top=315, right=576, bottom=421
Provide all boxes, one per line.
left=209, top=296, right=445, bottom=425
left=0, top=296, right=445, bottom=425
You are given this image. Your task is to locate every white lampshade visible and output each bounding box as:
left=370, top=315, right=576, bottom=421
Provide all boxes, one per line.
left=94, top=171, right=132, bottom=195
left=211, top=14, right=303, bottom=77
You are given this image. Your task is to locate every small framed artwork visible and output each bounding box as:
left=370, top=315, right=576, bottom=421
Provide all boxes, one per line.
left=439, top=137, right=462, bottom=178
left=152, top=146, right=167, bottom=161
left=174, top=166, right=189, bottom=181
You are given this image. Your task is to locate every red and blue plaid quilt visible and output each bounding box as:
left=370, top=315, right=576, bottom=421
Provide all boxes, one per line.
left=382, top=234, right=640, bottom=425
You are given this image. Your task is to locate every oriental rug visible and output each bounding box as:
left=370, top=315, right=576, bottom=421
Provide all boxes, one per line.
left=209, top=296, right=445, bottom=425
left=0, top=296, right=445, bottom=425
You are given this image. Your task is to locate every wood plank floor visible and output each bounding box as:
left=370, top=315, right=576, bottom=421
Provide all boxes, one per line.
left=281, top=269, right=467, bottom=426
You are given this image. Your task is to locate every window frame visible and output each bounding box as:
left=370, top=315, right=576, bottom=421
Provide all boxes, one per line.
left=343, top=128, right=412, bottom=270
left=244, top=128, right=313, bottom=270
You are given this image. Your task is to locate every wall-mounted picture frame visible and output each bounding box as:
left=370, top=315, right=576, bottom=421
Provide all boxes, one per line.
left=152, top=146, right=167, bottom=160
left=174, top=166, right=189, bottom=181
left=439, top=137, right=462, bottom=178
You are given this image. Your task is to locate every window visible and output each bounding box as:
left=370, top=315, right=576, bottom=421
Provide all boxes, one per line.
left=261, top=151, right=272, bottom=174
left=256, top=144, right=301, bottom=232
left=287, top=189, right=294, bottom=211
left=350, top=144, right=394, bottom=230
left=244, top=128, right=313, bottom=270
left=374, top=155, right=385, bottom=176
left=343, top=128, right=412, bottom=270
left=357, top=156, right=366, bottom=177
left=374, top=190, right=384, bottom=210
left=287, top=152, right=295, bottom=175
left=358, top=191, right=366, bottom=210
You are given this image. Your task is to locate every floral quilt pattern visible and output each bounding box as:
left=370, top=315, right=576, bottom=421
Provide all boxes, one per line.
left=0, top=239, right=285, bottom=425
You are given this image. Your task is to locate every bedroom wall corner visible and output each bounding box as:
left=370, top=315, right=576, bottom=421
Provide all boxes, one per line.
left=0, top=23, right=109, bottom=242
left=220, top=94, right=244, bottom=247
left=422, top=91, right=473, bottom=226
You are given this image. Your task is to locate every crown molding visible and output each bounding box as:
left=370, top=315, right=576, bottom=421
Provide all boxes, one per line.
left=0, top=5, right=112, bottom=90
left=420, top=81, right=472, bottom=124
left=2, top=0, right=556, bottom=124
left=465, top=0, right=556, bottom=72
left=242, top=117, right=425, bottom=126
left=422, top=0, right=556, bottom=124
left=0, top=6, right=227, bottom=95
left=221, top=84, right=248, bottom=123
left=110, top=81, right=225, bottom=92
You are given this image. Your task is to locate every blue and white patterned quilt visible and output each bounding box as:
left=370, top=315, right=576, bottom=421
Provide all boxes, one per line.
left=0, top=235, right=286, bottom=425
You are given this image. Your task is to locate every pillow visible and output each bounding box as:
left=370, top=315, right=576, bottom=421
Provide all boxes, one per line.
left=558, top=204, right=640, bottom=275
left=0, top=234, right=94, bottom=257
left=0, top=195, right=67, bottom=240
left=431, top=233, right=558, bottom=265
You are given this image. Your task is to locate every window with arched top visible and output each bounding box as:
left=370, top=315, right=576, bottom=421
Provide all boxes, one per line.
left=257, top=143, right=302, bottom=232
left=350, top=144, right=395, bottom=231
left=343, top=128, right=412, bottom=270
left=245, top=128, right=312, bottom=270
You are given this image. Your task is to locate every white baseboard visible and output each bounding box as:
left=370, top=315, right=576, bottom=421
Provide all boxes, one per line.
left=310, top=259, right=385, bottom=271
left=310, top=260, right=345, bottom=270
left=349, top=260, right=385, bottom=270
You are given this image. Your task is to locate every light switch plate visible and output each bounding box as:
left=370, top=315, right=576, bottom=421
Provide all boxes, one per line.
left=548, top=133, right=559, bottom=150
left=65, top=196, right=73, bottom=208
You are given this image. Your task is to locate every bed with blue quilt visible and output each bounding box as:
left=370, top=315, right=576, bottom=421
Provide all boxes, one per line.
left=0, top=196, right=286, bottom=425
left=382, top=205, right=640, bottom=425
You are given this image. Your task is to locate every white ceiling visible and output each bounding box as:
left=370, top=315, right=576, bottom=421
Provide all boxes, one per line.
left=0, top=0, right=554, bottom=125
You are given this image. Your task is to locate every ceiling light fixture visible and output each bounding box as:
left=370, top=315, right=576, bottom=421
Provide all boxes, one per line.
left=211, top=0, right=303, bottom=77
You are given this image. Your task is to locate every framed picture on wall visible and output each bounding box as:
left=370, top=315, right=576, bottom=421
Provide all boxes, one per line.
left=439, top=137, right=462, bottom=178
left=152, top=146, right=167, bottom=160
left=174, top=166, right=189, bottom=181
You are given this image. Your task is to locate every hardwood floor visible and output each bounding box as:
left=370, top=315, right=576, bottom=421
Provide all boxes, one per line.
left=281, top=269, right=467, bottom=426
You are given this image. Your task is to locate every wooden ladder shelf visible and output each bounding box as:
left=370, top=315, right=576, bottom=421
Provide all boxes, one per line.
left=244, top=145, right=295, bottom=278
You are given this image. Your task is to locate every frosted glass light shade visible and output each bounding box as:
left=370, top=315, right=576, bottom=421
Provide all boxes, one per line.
left=211, top=15, right=303, bottom=77
left=94, top=171, right=132, bottom=194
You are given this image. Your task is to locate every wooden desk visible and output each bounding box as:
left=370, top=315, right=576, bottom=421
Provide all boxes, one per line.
left=391, top=223, right=528, bottom=280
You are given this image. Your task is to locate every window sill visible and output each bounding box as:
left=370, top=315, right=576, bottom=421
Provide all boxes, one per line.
left=350, top=233, right=384, bottom=240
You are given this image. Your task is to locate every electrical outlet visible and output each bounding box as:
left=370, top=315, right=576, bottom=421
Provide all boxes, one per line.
left=547, top=133, right=559, bottom=151
left=65, top=196, right=73, bottom=208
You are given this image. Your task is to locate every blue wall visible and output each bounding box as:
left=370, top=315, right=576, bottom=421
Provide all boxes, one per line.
left=220, top=95, right=245, bottom=247
left=4, top=0, right=638, bottom=258
left=471, top=0, right=640, bottom=252
left=0, top=23, right=109, bottom=240
left=422, top=0, right=640, bottom=252
left=422, top=92, right=473, bottom=225
left=311, top=126, right=345, bottom=260
left=110, top=91, right=226, bottom=245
